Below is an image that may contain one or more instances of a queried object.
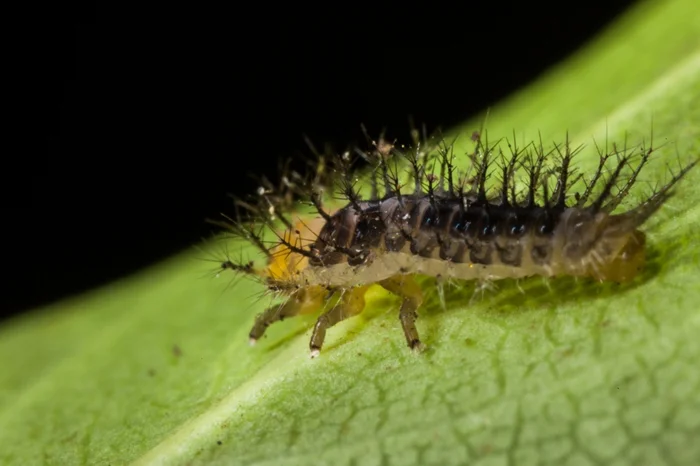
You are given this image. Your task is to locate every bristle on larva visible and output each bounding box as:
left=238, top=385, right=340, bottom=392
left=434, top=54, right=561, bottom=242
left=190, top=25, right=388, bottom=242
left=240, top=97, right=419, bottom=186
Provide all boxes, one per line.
left=209, top=127, right=698, bottom=357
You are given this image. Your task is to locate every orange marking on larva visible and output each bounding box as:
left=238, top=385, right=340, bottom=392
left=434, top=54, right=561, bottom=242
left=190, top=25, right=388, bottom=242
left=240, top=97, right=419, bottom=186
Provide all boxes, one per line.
left=211, top=126, right=698, bottom=357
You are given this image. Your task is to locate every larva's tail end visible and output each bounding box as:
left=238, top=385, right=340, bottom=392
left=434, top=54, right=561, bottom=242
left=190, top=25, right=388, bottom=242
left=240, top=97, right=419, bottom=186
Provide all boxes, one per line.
left=581, top=153, right=698, bottom=283
left=592, top=227, right=647, bottom=283
left=559, top=209, right=648, bottom=283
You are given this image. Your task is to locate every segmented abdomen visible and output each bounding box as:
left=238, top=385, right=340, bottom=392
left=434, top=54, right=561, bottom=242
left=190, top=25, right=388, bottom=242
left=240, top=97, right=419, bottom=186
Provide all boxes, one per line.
left=302, top=195, right=575, bottom=288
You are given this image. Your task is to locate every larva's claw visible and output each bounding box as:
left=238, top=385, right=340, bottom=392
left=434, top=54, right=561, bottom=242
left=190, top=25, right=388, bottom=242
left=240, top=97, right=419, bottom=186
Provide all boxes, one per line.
left=309, top=347, right=321, bottom=359
left=248, top=337, right=257, bottom=347
left=409, top=340, right=425, bottom=353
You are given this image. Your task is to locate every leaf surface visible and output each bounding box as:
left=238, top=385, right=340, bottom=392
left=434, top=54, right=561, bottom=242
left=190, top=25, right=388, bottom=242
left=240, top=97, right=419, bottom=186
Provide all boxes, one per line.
left=1, top=1, right=700, bottom=465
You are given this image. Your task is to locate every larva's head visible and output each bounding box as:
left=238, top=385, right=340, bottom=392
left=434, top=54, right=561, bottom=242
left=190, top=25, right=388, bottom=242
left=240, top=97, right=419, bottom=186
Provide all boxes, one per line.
left=558, top=208, right=647, bottom=282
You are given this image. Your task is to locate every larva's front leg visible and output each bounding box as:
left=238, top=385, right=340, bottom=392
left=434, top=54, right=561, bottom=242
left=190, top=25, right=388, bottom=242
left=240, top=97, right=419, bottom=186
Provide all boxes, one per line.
left=249, top=286, right=326, bottom=345
left=379, top=275, right=425, bottom=351
left=309, top=285, right=370, bottom=358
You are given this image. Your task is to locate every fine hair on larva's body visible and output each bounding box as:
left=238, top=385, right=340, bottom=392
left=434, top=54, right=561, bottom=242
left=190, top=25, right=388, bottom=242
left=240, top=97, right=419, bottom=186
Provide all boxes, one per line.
left=208, top=125, right=697, bottom=358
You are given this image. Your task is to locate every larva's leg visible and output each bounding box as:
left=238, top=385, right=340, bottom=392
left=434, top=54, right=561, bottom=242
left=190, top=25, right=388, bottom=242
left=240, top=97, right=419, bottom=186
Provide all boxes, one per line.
left=309, top=285, right=370, bottom=358
left=379, top=275, right=425, bottom=351
left=249, top=286, right=326, bottom=345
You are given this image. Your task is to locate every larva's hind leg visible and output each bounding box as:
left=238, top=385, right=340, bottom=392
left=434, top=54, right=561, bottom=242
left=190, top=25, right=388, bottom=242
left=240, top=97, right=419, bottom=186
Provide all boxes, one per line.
left=379, top=275, right=425, bottom=351
left=309, top=285, right=370, bottom=358
left=249, top=286, right=326, bottom=345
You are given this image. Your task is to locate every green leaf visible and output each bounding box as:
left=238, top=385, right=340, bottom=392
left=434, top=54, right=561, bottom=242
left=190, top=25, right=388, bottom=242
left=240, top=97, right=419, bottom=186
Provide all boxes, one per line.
left=2, top=1, right=700, bottom=464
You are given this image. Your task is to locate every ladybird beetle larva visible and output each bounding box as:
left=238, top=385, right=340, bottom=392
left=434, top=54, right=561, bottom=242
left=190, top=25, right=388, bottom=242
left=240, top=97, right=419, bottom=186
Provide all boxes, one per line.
left=208, top=126, right=697, bottom=358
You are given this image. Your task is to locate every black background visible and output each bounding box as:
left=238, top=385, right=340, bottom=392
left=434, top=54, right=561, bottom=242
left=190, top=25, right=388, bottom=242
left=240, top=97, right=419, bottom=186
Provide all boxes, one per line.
left=9, top=1, right=639, bottom=320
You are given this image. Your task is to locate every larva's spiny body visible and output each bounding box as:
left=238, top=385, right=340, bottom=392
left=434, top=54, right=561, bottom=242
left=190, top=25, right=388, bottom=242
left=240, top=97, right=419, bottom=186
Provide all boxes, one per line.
left=211, top=127, right=697, bottom=357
